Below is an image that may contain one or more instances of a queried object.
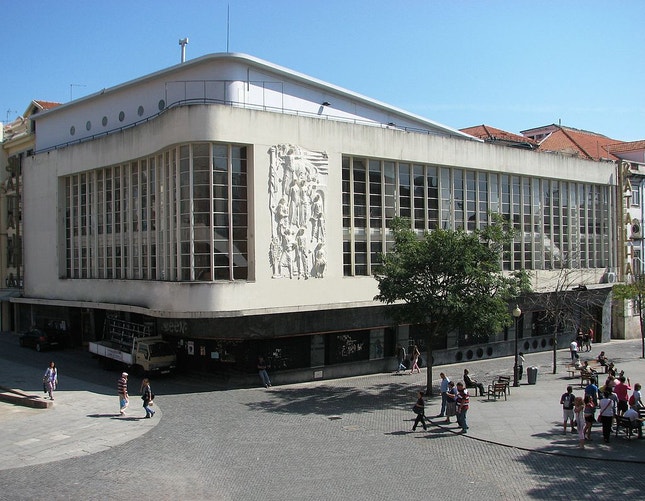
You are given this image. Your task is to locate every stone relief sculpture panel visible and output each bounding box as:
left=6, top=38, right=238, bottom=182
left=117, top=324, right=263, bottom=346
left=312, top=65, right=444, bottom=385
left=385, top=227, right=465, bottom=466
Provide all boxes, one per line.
left=268, top=144, right=328, bottom=279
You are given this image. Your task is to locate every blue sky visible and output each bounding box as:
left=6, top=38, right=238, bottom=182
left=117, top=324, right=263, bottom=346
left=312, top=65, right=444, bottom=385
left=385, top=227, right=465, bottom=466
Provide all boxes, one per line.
left=2, top=0, right=644, bottom=140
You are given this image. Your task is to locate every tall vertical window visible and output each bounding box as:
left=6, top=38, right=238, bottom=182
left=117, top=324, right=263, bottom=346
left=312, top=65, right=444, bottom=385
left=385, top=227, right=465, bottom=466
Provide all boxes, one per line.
left=63, top=142, right=248, bottom=281
left=341, top=156, right=612, bottom=276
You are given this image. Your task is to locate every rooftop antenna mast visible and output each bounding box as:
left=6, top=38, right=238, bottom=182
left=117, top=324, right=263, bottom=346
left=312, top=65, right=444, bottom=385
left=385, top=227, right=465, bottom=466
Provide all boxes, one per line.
left=179, top=37, right=189, bottom=63
left=5, top=109, right=17, bottom=122
left=226, top=4, right=230, bottom=52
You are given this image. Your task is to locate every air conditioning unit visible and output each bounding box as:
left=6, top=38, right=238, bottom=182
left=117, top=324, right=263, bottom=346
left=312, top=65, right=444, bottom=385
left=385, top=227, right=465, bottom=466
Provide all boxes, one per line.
left=631, top=219, right=642, bottom=239
left=607, top=272, right=617, bottom=284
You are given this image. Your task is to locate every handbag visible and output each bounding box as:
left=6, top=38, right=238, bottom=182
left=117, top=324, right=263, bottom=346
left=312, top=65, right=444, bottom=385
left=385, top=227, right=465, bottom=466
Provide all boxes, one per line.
left=412, top=404, right=423, bottom=415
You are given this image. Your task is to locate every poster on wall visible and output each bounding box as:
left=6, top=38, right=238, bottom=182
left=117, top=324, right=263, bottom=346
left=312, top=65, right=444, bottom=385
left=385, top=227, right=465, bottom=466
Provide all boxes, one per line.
left=187, top=341, right=195, bottom=356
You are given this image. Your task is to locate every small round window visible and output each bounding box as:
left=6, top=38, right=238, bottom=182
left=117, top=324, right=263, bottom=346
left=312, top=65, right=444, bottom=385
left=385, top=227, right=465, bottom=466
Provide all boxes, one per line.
left=86, top=120, right=92, bottom=131
left=118, top=111, right=125, bottom=122
left=137, top=105, right=144, bottom=116
left=70, top=126, right=76, bottom=136
left=102, top=116, right=108, bottom=126
left=158, top=99, right=166, bottom=111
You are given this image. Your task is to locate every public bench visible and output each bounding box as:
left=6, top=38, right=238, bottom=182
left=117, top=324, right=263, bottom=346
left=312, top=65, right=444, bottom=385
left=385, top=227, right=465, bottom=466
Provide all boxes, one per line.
left=615, top=416, right=640, bottom=439
left=487, top=382, right=508, bottom=401
left=497, top=375, right=512, bottom=394
left=580, top=372, right=596, bottom=388
left=566, top=365, right=578, bottom=378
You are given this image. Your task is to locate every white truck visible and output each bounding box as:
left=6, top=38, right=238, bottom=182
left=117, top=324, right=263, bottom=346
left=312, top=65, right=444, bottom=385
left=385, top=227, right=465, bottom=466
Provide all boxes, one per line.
left=89, top=318, right=177, bottom=375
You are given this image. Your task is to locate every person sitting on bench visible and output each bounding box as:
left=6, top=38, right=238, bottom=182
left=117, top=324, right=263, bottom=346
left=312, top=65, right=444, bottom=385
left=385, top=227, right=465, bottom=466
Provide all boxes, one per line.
left=597, top=351, right=608, bottom=367
left=623, top=404, right=644, bottom=438
left=463, top=369, right=485, bottom=396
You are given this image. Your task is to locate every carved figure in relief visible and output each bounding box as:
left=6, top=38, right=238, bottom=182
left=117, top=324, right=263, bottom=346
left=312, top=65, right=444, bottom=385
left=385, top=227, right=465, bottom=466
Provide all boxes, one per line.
left=288, top=180, right=302, bottom=226
left=280, top=226, right=297, bottom=279
left=310, top=193, right=325, bottom=242
left=312, top=242, right=327, bottom=278
left=295, top=227, right=309, bottom=279
left=268, top=144, right=328, bottom=279
left=270, top=237, right=282, bottom=278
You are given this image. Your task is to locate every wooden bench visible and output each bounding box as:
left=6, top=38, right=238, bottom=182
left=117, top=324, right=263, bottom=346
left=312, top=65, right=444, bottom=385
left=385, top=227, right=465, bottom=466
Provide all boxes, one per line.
left=615, top=416, right=640, bottom=439
left=580, top=372, right=596, bottom=387
left=497, top=375, right=511, bottom=394
left=566, top=365, right=578, bottom=378
left=587, top=362, right=603, bottom=373
left=487, top=382, right=508, bottom=401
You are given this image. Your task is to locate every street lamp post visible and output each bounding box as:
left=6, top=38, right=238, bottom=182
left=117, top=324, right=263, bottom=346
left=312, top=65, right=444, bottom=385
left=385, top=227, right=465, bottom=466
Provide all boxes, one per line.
left=512, top=305, right=522, bottom=387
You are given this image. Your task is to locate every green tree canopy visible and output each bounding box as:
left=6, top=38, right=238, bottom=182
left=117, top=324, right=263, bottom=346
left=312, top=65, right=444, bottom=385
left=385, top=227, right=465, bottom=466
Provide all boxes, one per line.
left=373, top=216, right=532, bottom=394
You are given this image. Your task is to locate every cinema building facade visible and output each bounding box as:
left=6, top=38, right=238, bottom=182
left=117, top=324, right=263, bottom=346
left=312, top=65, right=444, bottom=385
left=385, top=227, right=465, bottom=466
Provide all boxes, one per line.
left=18, top=53, right=617, bottom=383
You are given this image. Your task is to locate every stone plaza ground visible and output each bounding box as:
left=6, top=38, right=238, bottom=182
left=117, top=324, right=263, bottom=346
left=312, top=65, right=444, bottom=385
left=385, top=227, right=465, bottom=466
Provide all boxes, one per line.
left=1, top=331, right=644, bottom=500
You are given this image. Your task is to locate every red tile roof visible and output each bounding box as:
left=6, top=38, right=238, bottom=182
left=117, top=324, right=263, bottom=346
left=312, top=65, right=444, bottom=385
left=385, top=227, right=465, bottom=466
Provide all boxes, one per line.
left=605, top=140, right=645, bottom=154
left=460, top=125, right=538, bottom=148
left=531, top=125, right=623, bottom=161
left=33, top=100, right=60, bottom=110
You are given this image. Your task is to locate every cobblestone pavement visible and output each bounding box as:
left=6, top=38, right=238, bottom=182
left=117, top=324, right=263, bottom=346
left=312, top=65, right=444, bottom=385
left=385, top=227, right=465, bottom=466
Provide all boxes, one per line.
left=1, top=331, right=644, bottom=500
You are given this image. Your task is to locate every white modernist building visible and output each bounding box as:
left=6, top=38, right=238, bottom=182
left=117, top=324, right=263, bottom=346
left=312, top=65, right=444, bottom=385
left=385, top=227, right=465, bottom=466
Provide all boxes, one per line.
left=20, top=53, right=617, bottom=381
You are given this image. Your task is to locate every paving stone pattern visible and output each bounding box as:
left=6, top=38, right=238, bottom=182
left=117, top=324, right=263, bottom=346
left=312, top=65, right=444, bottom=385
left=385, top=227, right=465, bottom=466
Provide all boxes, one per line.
left=1, top=331, right=644, bottom=500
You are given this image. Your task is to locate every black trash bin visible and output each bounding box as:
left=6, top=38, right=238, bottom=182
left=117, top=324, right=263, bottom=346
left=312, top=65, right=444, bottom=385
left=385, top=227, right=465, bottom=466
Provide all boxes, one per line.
left=527, top=366, right=538, bottom=385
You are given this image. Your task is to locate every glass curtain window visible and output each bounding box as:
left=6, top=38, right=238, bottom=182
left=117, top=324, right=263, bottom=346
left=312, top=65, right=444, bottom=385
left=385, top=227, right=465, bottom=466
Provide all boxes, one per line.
left=340, top=155, right=612, bottom=277
left=63, top=142, right=248, bottom=281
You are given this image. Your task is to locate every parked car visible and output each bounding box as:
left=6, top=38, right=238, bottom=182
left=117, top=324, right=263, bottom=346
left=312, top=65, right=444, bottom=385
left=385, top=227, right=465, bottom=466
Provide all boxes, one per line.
left=18, top=328, right=67, bottom=351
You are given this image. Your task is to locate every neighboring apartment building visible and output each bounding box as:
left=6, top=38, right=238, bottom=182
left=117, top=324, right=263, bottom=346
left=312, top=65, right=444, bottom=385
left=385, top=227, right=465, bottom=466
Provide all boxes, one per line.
left=17, top=53, right=617, bottom=382
left=0, top=100, right=59, bottom=331
left=607, top=141, right=645, bottom=275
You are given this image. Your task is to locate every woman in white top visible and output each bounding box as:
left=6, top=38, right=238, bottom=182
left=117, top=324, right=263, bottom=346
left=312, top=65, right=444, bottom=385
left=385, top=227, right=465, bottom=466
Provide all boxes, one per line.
left=43, top=361, right=58, bottom=400
left=598, top=391, right=616, bottom=443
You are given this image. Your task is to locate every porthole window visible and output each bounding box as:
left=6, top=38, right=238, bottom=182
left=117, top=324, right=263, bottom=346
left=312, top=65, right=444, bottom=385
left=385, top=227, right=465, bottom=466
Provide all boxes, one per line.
left=86, top=121, right=92, bottom=131
left=158, top=99, right=165, bottom=111
left=102, top=116, right=108, bottom=126
left=70, top=126, right=76, bottom=136
left=137, top=105, right=144, bottom=116
left=119, top=111, right=125, bottom=122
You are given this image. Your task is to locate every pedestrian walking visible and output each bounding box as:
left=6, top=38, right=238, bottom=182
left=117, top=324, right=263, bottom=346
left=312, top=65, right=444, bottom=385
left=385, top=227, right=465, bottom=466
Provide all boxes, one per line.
left=517, top=352, right=525, bottom=381
left=438, top=372, right=450, bottom=417
left=574, top=396, right=585, bottom=449
left=411, top=391, right=427, bottom=431
left=598, top=391, right=616, bottom=443
left=613, top=376, right=632, bottom=416
left=395, top=344, right=406, bottom=373
left=570, top=339, right=579, bottom=361
left=455, top=382, right=470, bottom=433
left=118, top=372, right=129, bottom=416
left=257, top=356, right=272, bottom=388
left=584, top=380, right=600, bottom=407
left=576, top=329, right=584, bottom=351
left=586, top=327, right=594, bottom=351
left=583, top=394, right=595, bottom=441
left=560, top=385, right=576, bottom=434
left=444, top=381, right=457, bottom=423
left=43, top=361, right=58, bottom=400
left=409, top=345, right=421, bottom=374
left=632, top=383, right=643, bottom=409
left=140, top=377, right=155, bottom=418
